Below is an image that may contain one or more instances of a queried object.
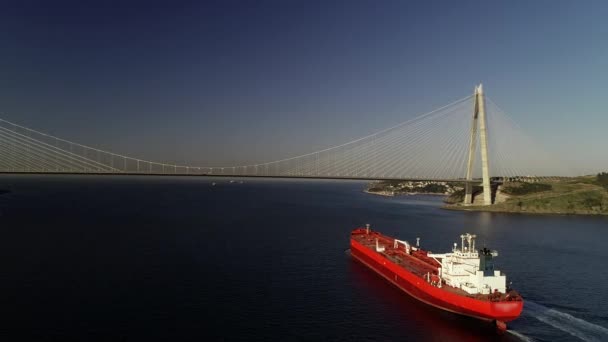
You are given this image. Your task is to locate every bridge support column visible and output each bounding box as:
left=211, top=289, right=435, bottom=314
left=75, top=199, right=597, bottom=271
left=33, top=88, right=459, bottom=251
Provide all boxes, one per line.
left=464, top=84, right=492, bottom=205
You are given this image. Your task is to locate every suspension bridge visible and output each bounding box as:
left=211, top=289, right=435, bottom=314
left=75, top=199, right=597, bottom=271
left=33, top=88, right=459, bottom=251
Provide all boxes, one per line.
left=0, top=84, right=570, bottom=205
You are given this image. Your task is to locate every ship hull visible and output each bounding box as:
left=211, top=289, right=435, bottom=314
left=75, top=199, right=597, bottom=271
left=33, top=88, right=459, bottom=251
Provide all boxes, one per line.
left=350, top=238, right=522, bottom=323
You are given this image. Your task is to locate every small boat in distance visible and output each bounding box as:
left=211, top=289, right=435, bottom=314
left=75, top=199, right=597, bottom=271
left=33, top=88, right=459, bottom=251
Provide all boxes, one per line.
left=350, top=225, right=523, bottom=333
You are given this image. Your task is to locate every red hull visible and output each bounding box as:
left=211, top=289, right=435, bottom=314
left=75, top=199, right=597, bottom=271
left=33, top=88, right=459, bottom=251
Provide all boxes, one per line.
left=350, top=232, right=523, bottom=324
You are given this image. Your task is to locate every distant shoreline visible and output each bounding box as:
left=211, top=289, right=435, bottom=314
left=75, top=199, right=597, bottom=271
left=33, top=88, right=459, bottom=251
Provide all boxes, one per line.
left=442, top=204, right=608, bottom=216
left=365, top=176, right=608, bottom=216
left=364, top=189, right=447, bottom=197
left=364, top=180, right=458, bottom=198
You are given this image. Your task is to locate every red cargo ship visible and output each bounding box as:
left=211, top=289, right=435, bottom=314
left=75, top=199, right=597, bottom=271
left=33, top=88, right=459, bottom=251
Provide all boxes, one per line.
left=350, top=225, right=523, bottom=332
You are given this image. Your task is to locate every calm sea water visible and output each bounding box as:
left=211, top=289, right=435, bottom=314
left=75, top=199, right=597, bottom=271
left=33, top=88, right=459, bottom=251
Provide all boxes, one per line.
left=0, top=175, right=607, bottom=342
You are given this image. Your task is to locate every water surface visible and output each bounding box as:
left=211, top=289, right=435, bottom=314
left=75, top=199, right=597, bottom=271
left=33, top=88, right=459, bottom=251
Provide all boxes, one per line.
left=0, top=175, right=607, bottom=341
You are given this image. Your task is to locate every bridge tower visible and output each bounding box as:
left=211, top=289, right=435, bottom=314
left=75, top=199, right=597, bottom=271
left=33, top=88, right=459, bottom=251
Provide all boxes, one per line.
left=464, top=84, right=492, bottom=205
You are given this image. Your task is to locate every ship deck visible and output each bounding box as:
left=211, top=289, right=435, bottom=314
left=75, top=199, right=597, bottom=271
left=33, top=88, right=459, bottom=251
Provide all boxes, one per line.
left=351, top=230, right=499, bottom=301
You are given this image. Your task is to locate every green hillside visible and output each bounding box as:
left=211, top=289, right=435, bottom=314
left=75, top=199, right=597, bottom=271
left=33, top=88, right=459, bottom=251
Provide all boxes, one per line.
left=446, top=174, right=608, bottom=215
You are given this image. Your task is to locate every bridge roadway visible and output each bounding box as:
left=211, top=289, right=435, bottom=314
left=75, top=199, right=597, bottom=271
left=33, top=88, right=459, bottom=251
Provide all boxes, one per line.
left=0, top=171, right=496, bottom=183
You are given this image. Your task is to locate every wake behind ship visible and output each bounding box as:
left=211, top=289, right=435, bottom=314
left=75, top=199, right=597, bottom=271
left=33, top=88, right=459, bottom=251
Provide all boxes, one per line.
left=350, top=225, right=523, bottom=332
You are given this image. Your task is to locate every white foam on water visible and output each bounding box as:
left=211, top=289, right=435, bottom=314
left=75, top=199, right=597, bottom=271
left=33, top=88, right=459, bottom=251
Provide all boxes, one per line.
left=507, top=329, right=535, bottom=342
left=525, top=301, right=608, bottom=342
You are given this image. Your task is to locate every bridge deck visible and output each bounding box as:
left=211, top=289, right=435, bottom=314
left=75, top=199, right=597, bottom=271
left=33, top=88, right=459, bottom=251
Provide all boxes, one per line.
left=0, top=171, right=492, bottom=183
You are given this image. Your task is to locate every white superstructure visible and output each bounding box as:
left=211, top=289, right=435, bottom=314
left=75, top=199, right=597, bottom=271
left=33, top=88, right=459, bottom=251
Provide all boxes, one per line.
left=428, top=233, right=506, bottom=295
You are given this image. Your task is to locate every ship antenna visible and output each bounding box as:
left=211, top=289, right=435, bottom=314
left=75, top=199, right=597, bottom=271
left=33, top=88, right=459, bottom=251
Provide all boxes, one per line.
left=460, top=235, right=465, bottom=252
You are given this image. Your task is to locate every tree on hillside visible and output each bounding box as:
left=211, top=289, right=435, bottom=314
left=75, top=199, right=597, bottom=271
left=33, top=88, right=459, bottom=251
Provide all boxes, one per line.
left=598, top=172, right=608, bottom=190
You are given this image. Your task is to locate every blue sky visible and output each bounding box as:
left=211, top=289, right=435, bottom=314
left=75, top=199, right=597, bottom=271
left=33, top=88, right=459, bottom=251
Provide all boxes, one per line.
left=0, top=1, right=606, bottom=171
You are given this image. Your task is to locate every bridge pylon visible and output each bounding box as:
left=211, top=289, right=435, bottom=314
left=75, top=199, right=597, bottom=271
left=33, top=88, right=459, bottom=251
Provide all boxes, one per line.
left=464, top=84, right=492, bottom=205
